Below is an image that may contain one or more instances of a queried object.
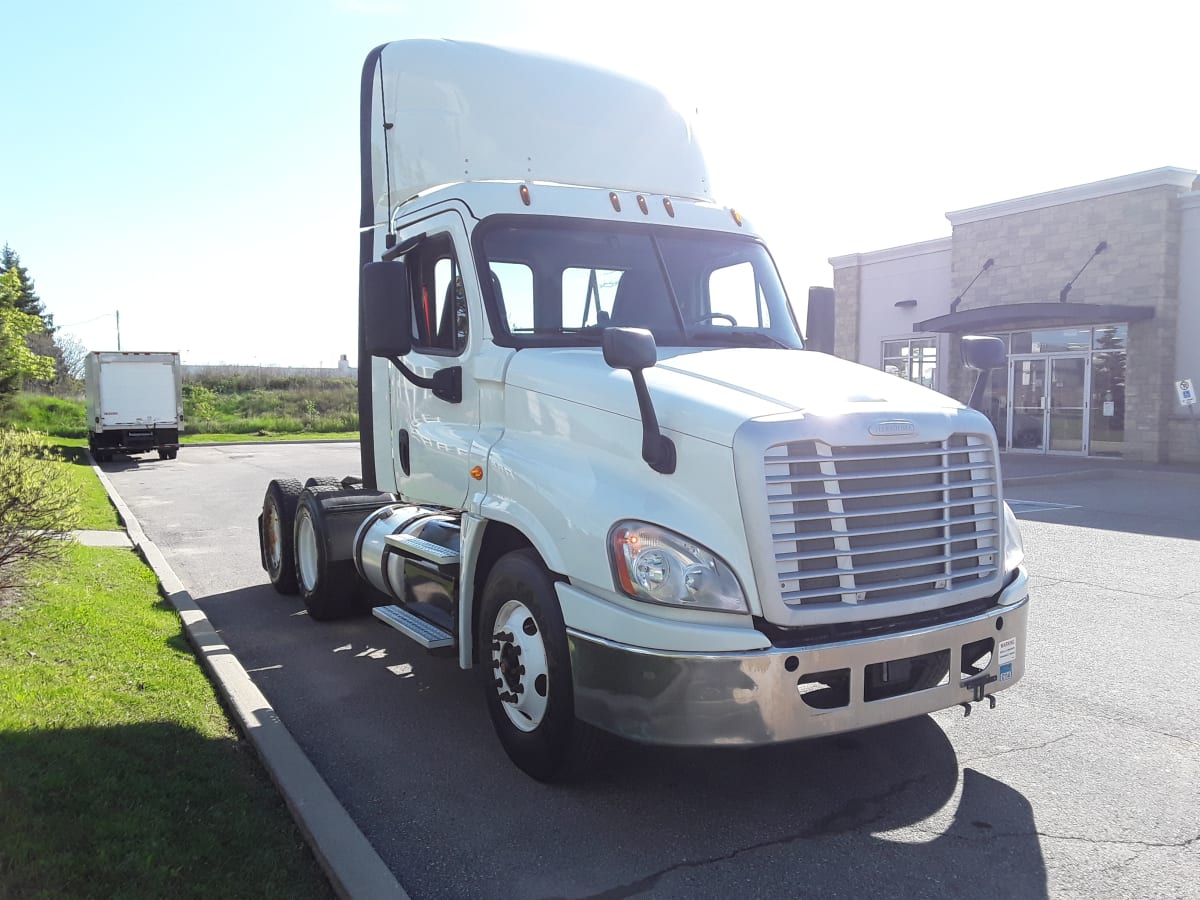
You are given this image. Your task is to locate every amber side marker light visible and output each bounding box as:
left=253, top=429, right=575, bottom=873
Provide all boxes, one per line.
left=637, top=195, right=649, bottom=215
left=730, top=209, right=743, bottom=226
left=610, top=191, right=622, bottom=212
left=663, top=197, right=675, bottom=218
left=519, top=184, right=531, bottom=206
left=470, top=465, right=484, bottom=481
left=611, top=526, right=642, bottom=594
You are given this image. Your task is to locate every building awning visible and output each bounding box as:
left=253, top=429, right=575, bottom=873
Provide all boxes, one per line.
left=914, top=302, right=1155, bottom=334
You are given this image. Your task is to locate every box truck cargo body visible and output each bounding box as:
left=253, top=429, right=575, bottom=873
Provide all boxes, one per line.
left=85, top=351, right=182, bottom=461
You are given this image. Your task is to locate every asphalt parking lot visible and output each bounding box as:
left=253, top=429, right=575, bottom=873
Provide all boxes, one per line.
left=100, top=445, right=1200, bottom=899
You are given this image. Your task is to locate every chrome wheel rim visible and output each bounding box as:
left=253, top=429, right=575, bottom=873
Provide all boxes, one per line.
left=264, top=501, right=283, bottom=573
left=491, top=599, right=549, bottom=732
left=296, top=509, right=319, bottom=592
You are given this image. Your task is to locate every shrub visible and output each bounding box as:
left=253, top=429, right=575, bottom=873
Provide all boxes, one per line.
left=0, top=429, right=82, bottom=595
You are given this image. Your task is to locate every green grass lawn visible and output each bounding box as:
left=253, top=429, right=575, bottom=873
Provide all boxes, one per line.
left=0, top=545, right=332, bottom=899
left=42, top=437, right=122, bottom=531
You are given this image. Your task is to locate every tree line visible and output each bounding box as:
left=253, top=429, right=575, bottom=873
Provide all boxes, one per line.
left=0, top=243, right=86, bottom=407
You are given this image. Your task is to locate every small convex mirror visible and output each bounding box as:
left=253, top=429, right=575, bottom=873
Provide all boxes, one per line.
left=602, top=327, right=657, bottom=371
left=960, top=335, right=1007, bottom=371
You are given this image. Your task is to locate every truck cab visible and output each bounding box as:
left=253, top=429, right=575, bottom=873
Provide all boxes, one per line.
left=258, top=40, right=1029, bottom=781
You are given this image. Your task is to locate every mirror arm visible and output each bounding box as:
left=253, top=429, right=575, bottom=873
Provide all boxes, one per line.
left=385, top=356, right=462, bottom=404
left=629, top=370, right=676, bottom=474
left=968, top=370, right=990, bottom=414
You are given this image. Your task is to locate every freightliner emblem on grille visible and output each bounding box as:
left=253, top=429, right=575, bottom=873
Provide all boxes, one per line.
left=868, top=419, right=918, bottom=436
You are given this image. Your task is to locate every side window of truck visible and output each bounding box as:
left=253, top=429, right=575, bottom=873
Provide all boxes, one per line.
left=708, top=261, right=771, bottom=328
left=410, top=237, right=468, bottom=354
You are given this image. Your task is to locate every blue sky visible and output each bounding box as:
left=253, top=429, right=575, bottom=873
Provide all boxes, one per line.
left=2, top=0, right=1195, bottom=366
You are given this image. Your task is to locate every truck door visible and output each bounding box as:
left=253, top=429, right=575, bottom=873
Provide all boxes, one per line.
left=390, top=211, right=481, bottom=509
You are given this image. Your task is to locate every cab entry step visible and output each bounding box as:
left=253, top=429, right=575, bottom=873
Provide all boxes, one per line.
left=384, top=533, right=461, bottom=566
left=373, top=604, right=455, bottom=649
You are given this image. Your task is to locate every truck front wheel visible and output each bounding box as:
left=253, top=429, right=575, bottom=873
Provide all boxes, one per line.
left=478, top=549, right=604, bottom=781
left=262, top=479, right=303, bottom=594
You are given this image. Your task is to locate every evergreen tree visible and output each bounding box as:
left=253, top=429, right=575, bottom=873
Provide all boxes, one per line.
left=0, top=244, right=49, bottom=324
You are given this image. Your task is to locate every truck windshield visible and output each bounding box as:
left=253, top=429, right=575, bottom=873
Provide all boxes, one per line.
left=476, top=217, right=804, bottom=349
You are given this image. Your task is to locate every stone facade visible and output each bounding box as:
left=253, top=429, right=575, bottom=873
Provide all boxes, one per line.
left=831, top=261, right=861, bottom=362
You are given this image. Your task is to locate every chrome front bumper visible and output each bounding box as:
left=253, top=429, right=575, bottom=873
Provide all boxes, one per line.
left=568, top=568, right=1029, bottom=746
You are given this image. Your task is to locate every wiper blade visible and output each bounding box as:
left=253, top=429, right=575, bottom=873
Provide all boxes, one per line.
left=708, top=331, right=795, bottom=349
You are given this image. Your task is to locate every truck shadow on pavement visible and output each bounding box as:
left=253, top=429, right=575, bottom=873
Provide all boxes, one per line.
left=194, top=585, right=1049, bottom=900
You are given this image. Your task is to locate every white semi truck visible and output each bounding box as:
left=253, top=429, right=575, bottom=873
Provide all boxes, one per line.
left=257, top=40, right=1029, bottom=781
left=85, top=351, right=182, bottom=462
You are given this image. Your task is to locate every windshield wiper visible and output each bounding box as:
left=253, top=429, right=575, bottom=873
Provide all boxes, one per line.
left=704, top=331, right=795, bottom=349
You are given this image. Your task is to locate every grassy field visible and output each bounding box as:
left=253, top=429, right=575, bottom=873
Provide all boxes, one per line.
left=6, top=374, right=359, bottom=439
left=0, top=545, right=332, bottom=899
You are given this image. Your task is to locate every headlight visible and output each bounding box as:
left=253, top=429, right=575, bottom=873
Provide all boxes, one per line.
left=1002, top=501, right=1025, bottom=574
left=609, top=521, right=748, bottom=614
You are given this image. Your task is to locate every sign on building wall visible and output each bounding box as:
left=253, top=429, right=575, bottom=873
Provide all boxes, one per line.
left=1177, top=379, right=1196, bottom=406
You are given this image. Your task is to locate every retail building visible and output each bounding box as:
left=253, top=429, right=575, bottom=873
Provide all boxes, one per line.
left=827, top=167, right=1200, bottom=463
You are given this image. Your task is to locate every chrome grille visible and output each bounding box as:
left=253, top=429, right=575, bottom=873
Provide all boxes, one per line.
left=765, top=434, right=999, bottom=609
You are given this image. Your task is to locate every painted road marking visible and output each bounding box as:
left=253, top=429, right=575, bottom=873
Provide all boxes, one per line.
left=1008, top=499, right=1082, bottom=516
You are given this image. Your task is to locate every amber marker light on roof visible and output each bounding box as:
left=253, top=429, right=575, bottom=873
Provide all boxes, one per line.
left=637, top=195, right=649, bottom=214
left=610, top=191, right=622, bottom=212
left=519, top=184, right=531, bottom=206
left=662, top=197, right=675, bottom=217
left=470, top=465, right=483, bottom=480
left=730, top=209, right=743, bottom=226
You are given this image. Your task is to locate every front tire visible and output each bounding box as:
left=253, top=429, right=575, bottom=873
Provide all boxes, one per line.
left=478, top=549, right=604, bottom=781
left=294, top=488, right=360, bottom=621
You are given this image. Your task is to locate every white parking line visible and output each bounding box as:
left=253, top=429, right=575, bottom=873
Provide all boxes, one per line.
left=1007, top=499, right=1082, bottom=515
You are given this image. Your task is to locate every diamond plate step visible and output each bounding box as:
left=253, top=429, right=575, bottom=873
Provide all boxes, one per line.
left=384, top=533, right=460, bottom=566
left=372, top=604, right=455, bottom=649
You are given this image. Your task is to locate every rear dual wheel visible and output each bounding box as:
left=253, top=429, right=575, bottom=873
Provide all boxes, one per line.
left=293, top=488, right=360, bottom=621
left=262, top=478, right=303, bottom=594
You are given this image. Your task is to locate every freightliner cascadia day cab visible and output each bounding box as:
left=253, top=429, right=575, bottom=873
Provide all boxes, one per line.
left=257, top=40, right=1030, bottom=781
left=85, top=350, right=183, bottom=462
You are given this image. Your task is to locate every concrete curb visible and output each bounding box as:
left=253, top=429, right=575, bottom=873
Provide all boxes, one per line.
left=88, top=454, right=407, bottom=900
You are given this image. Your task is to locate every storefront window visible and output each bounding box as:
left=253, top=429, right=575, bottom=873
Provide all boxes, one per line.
left=978, top=324, right=1130, bottom=455
left=882, top=337, right=937, bottom=388
left=1090, top=350, right=1126, bottom=456
left=1094, top=324, right=1127, bottom=352
left=1030, top=327, right=1091, bottom=353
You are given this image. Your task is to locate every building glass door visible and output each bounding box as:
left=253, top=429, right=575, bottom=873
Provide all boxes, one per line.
left=1008, top=357, right=1047, bottom=451
left=1006, top=353, right=1090, bottom=454
left=1047, top=355, right=1088, bottom=453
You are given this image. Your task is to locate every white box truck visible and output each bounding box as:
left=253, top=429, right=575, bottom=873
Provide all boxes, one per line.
left=257, top=40, right=1030, bottom=781
left=84, top=351, right=182, bottom=461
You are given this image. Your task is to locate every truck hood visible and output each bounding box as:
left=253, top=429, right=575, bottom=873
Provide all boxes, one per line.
left=503, top=347, right=965, bottom=446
